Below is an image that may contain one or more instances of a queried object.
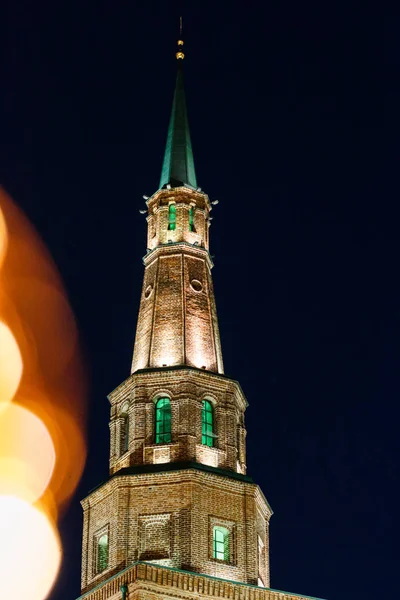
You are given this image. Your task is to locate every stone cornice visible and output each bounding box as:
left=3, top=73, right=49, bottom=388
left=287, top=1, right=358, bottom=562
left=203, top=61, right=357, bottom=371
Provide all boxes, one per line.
left=81, top=463, right=267, bottom=509
left=142, top=241, right=214, bottom=270
left=146, top=186, right=210, bottom=212
left=255, top=485, right=274, bottom=519
left=107, top=367, right=248, bottom=410
left=76, top=561, right=325, bottom=600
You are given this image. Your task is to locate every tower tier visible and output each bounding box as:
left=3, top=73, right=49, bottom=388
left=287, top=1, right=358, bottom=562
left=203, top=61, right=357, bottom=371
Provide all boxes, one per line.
left=108, top=368, right=247, bottom=476
left=131, top=187, right=223, bottom=375
left=80, top=467, right=271, bottom=594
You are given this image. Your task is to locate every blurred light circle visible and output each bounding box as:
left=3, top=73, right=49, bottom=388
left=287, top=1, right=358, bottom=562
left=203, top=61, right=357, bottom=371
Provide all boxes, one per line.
left=0, top=496, right=61, bottom=600
left=0, top=204, right=7, bottom=268
left=0, top=404, right=55, bottom=503
left=0, top=457, right=36, bottom=502
left=0, top=321, right=23, bottom=407
left=5, top=280, right=78, bottom=379
left=46, top=406, right=87, bottom=507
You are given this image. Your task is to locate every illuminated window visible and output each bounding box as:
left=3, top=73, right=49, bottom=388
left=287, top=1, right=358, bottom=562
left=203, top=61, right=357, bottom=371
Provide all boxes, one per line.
left=202, top=400, right=214, bottom=447
left=168, top=204, right=176, bottom=230
left=155, top=398, right=171, bottom=444
left=213, top=526, right=230, bottom=561
left=120, top=413, right=129, bottom=456
left=96, top=533, right=109, bottom=573
left=189, top=207, right=195, bottom=231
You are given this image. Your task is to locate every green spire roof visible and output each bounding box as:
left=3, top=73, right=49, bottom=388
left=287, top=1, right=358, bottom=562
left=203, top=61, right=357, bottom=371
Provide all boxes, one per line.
left=159, top=65, right=197, bottom=189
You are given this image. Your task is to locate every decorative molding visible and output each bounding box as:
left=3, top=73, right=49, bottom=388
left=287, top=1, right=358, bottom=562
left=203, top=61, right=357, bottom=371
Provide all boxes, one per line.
left=154, top=446, right=171, bottom=464
left=77, top=562, right=325, bottom=600
left=108, top=368, right=248, bottom=411
left=138, top=514, right=172, bottom=561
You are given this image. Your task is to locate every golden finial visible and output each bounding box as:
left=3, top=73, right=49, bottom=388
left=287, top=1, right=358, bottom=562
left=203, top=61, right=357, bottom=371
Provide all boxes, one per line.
left=176, top=16, right=185, bottom=60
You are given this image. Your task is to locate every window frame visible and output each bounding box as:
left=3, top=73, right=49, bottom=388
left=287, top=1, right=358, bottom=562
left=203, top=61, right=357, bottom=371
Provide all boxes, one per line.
left=93, top=527, right=109, bottom=576
left=168, top=204, right=176, bottom=231
left=155, top=397, right=172, bottom=444
left=189, top=206, right=195, bottom=231
left=119, top=413, right=129, bottom=456
left=212, top=525, right=230, bottom=562
left=202, top=399, right=214, bottom=447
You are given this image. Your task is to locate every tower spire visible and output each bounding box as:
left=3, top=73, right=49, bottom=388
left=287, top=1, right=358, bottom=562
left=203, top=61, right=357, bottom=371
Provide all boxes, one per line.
left=159, top=20, right=197, bottom=190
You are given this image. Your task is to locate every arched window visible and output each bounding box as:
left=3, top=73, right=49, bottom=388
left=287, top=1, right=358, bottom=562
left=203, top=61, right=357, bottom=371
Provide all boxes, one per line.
left=120, top=413, right=129, bottom=456
left=155, top=398, right=171, bottom=444
left=168, top=204, right=176, bottom=230
left=213, top=526, right=230, bottom=561
left=96, top=533, right=109, bottom=573
left=202, top=400, right=214, bottom=447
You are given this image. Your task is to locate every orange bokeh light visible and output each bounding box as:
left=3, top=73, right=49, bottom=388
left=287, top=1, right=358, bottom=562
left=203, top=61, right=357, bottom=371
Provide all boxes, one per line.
left=0, top=496, right=61, bottom=600
left=0, top=186, right=88, bottom=599
left=0, top=187, right=88, bottom=509
left=0, top=204, right=7, bottom=268
left=0, top=403, right=55, bottom=503
left=0, top=321, right=23, bottom=409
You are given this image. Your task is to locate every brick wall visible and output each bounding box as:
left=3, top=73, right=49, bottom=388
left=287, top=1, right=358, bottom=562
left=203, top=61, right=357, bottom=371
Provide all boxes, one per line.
left=131, top=245, right=223, bottom=374
left=131, top=186, right=223, bottom=374
left=146, top=187, right=211, bottom=252
left=80, top=469, right=272, bottom=594
left=108, top=368, right=247, bottom=475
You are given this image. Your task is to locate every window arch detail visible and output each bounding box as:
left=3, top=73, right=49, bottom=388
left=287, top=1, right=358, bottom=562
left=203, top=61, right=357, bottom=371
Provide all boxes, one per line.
left=202, top=400, right=214, bottom=447
left=155, top=397, right=172, bottom=444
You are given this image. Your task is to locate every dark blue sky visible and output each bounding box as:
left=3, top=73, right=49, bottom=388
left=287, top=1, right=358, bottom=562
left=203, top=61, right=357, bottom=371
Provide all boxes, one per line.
left=1, top=2, right=394, bottom=600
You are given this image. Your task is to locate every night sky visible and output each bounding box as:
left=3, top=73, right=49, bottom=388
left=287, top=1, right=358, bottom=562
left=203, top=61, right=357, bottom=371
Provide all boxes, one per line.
left=0, top=3, right=394, bottom=600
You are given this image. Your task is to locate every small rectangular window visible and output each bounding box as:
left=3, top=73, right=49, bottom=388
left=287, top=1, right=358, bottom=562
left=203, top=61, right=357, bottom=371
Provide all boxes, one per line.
left=95, top=531, right=109, bottom=574
left=202, top=400, right=214, bottom=447
left=213, top=525, right=230, bottom=561
left=258, top=533, right=266, bottom=585
left=120, top=414, right=129, bottom=456
left=189, top=207, right=195, bottom=231
left=168, top=204, right=176, bottom=231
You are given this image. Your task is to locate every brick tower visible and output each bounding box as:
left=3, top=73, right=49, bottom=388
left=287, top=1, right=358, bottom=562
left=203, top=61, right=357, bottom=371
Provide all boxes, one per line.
left=78, top=34, right=322, bottom=600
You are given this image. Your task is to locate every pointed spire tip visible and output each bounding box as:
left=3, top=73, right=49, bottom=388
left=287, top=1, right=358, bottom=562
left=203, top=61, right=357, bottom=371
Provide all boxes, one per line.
left=159, top=21, right=197, bottom=190
left=176, top=16, right=185, bottom=60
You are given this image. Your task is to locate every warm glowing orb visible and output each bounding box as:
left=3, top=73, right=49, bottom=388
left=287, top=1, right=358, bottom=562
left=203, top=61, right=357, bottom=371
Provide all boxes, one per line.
left=0, top=496, right=61, bottom=600
left=0, top=204, right=7, bottom=268
left=0, top=321, right=23, bottom=409
left=0, top=404, right=55, bottom=503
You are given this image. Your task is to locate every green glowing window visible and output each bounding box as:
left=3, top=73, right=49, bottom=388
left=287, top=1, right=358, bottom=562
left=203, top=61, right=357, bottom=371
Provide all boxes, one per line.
left=202, top=400, right=214, bottom=447
left=155, top=397, right=172, bottom=444
left=97, top=533, right=109, bottom=573
left=120, top=414, right=129, bottom=456
left=213, top=526, right=230, bottom=561
left=189, top=207, right=195, bottom=231
left=168, top=204, right=176, bottom=231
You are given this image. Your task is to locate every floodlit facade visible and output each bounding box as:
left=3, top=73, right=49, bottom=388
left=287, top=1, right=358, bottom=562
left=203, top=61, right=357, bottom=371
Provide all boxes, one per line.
left=78, top=36, right=323, bottom=600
